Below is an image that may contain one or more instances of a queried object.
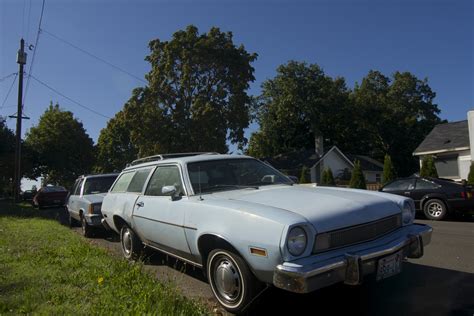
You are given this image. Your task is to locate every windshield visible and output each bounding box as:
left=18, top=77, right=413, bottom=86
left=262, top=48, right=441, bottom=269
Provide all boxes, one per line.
left=83, top=176, right=118, bottom=195
left=187, top=158, right=292, bottom=193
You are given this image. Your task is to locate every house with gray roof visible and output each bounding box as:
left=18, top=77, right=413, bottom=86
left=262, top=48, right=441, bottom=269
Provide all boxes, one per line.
left=263, top=144, right=384, bottom=184
left=413, top=111, right=473, bottom=181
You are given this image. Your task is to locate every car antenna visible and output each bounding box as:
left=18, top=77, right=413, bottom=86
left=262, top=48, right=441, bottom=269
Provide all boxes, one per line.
left=198, top=166, right=203, bottom=201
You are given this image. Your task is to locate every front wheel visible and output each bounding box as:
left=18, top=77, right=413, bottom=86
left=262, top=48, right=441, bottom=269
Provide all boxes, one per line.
left=120, top=226, right=143, bottom=261
left=207, top=249, right=261, bottom=313
left=423, top=199, right=447, bottom=220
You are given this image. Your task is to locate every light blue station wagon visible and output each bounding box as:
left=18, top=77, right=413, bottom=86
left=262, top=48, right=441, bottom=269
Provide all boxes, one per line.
left=101, top=153, right=432, bottom=313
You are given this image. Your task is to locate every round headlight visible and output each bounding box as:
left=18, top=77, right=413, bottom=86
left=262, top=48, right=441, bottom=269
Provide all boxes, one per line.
left=402, top=200, right=415, bottom=225
left=287, top=226, right=307, bottom=256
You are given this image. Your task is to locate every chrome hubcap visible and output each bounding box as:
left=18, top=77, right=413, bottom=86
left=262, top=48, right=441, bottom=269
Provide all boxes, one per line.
left=122, top=229, right=132, bottom=256
left=428, top=203, right=443, bottom=217
left=213, top=256, right=241, bottom=302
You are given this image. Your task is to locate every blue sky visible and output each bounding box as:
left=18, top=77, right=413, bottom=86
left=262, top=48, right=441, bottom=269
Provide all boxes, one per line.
left=1, top=0, right=473, bottom=153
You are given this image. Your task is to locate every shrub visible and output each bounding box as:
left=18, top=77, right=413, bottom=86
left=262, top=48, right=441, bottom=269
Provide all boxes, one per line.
left=382, top=154, right=396, bottom=184
left=321, top=167, right=336, bottom=186
left=420, top=155, right=438, bottom=178
left=349, top=160, right=366, bottom=189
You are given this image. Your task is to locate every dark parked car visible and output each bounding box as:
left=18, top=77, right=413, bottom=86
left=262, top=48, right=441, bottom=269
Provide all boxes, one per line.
left=380, top=176, right=474, bottom=220
left=20, top=189, right=37, bottom=201
left=33, top=186, right=68, bottom=209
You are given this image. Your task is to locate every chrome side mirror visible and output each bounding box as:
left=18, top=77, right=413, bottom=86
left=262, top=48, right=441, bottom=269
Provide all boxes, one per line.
left=162, top=185, right=177, bottom=196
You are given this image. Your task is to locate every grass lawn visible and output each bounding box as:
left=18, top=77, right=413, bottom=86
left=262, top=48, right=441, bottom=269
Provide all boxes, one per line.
left=0, top=201, right=208, bottom=315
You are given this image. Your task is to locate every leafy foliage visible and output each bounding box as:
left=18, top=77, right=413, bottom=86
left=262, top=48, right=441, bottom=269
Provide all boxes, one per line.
left=96, top=26, right=257, bottom=170
left=299, top=166, right=309, bottom=184
left=382, top=154, right=396, bottom=184
left=25, top=103, right=95, bottom=188
left=0, top=118, right=15, bottom=196
left=349, top=160, right=366, bottom=189
left=321, top=167, right=336, bottom=186
left=248, top=66, right=442, bottom=177
left=420, top=155, right=438, bottom=178
left=247, top=61, right=350, bottom=158
left=468, top=162, right=474, bottom=185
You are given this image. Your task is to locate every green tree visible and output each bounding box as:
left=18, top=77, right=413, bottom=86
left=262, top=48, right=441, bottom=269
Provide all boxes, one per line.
left=247, top=61, right=351, bottom=158
left=25, top=103, right=95, bottom=189
left=144, top=25, right=257, bottom=153
left=467, top=162, right=474, bottom=185
left=419, top=155, right=438, bottom=178
left=299, top=166, right=308, bottom=184
left=352, top=70, right=442, bottom=176
left=349, top=160, right=366, bottom=189
left=321, top=167, right=336, bottom=186
left=95, top=110, right=138, bottom=173
left=382, top=154, right=396, bottom=184
left=0, top=118, right=15, bottom=196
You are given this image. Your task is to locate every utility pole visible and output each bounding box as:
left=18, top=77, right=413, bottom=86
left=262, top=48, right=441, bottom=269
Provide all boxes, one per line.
left=13, top=38, right=27, bottom=202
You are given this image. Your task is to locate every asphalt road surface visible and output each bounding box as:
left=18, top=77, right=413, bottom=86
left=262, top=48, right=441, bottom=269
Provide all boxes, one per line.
left=68, top=214, right=473, bottom=316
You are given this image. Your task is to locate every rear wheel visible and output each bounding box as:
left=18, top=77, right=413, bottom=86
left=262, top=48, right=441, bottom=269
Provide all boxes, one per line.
left=207, top=249, right=261, bottom=313
left=120, top=226, right=143, bottom=260
left=423, top=199, right=447, bottom=220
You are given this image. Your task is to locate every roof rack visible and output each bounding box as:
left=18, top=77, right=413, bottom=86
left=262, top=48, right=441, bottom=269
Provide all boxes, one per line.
left=128, top=152, right=220, bottom=166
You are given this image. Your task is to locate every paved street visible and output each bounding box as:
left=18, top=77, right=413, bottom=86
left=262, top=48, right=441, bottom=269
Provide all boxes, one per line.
left=71, top=216, right=474, bottom=316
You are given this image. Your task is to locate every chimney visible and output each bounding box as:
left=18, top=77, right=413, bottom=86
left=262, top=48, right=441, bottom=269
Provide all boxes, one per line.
left=315, top=135, right=324, bottom=158
left=468, top=111, right=474, bottom=161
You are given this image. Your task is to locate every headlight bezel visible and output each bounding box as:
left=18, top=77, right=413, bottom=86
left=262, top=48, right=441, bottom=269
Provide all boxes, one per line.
left=402, top=199, right=415, bottom=226
left=286, top=226, right=308, bottom=257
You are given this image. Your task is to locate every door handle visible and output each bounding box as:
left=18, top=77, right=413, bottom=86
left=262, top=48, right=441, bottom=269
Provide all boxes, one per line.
left=404, top=192, right=411, bottom=195
left=136, top=201, right=144, bottom=208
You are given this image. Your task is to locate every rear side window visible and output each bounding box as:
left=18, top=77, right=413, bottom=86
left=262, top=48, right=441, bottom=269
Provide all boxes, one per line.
left=111, top=172, right=135, bottom=193
left=382, top=179, right=415, bottom=191
left=415, top=179, right=439, bottom=190
left=127, top=168, right=152, bottom=193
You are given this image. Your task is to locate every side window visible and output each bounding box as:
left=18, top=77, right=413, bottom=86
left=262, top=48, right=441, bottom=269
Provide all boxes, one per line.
left=383, top=179, right=415, bottom=191
left=415, top=179, right=438, bottom=190
left=145, top=166, right=184, bottom=196
left=111, top=172, right=135, bottom=193
left=127, top=168, right=152, bottom=193
left=73, top=179, right=84, bottom=195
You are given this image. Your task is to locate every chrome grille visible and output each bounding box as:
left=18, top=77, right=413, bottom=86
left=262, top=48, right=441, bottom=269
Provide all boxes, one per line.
left=313, top=214, right=402, bottom=253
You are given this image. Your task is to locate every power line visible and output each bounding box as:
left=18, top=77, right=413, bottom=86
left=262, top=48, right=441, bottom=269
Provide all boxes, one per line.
left=23, top=0, right=45, bottom=104
left=42, top=29, right=147, bottom=84
left=0, top=72, right=18, bottom=82
left=28, top=74, right=111, bottom=119
left=1, top=73, right=18, bottom=110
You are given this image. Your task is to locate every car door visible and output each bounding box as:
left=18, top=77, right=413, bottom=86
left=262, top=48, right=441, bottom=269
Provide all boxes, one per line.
left=132, top=164, right=192, bottom=259
left=413, top=178, right=441, bottom=210
left=68, top=178, right=84, bottom=220
left=381, top=179, right=416, bottom=198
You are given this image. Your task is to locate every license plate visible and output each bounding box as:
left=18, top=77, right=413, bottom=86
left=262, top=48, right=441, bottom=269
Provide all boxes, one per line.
left=376, top=250, right=402, bottom=281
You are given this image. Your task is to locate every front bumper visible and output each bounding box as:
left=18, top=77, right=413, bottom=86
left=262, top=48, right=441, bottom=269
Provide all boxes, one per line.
left=84, top=214, right=103, bottom=227
left=273, top=223, right=432, bottom=293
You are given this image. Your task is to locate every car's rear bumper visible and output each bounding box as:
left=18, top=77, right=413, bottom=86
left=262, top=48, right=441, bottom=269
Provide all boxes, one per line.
left=273, top=223, right=432, bottom=293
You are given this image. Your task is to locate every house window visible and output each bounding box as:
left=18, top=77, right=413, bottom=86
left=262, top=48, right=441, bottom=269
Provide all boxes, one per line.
left=434, top=155, right=459, bottom=178
left=375, top=173, right=381, bottom=183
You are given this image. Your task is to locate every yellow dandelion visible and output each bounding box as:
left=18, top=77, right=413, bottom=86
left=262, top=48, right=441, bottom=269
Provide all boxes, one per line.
left=97, top=276, right=104, bottom=285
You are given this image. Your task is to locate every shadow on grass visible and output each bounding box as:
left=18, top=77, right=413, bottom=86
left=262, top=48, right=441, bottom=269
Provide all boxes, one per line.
left=0, top=200, right=69, bottom=226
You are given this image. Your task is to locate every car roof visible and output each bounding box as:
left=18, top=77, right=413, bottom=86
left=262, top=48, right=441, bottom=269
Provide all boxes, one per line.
left=123, top=153, right=254, bottom=171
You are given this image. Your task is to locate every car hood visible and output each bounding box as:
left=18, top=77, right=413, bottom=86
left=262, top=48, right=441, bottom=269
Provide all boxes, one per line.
left=206, top=185, right=406, bottom=232
left=82, top=193, right=107, bottom=204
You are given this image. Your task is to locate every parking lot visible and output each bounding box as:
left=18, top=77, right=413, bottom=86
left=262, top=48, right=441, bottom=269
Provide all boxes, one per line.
left=68, top=214, right=474, bottom=316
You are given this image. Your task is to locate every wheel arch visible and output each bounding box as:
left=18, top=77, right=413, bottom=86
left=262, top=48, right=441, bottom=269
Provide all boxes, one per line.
left=113, top=215, right=128, bottom=232
left=197, top=233, right=248, bottom=277
left=421, top=195, right=450, bottom=212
